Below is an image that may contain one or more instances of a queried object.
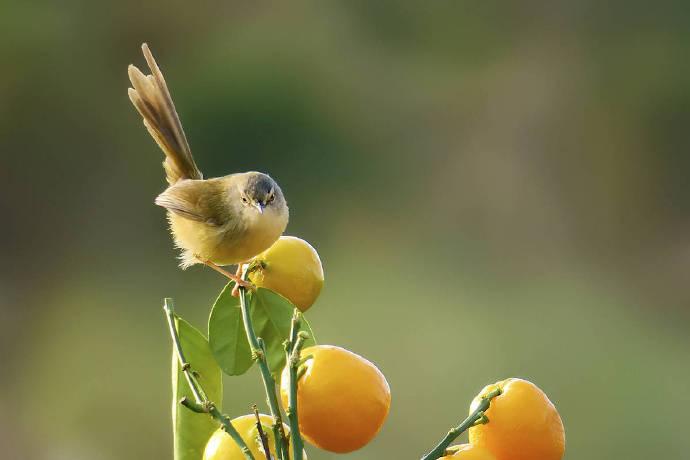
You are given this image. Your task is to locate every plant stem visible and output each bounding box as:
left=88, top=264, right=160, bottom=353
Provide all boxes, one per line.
left=253, top=404, right=272, bottom=460
left=237, top=267, right=290, bottom=460
left=420, top=388, right=502, bottom=460
left=163, top=298, right=255, bottom=460
left=285, top=310, right=308, bottom=460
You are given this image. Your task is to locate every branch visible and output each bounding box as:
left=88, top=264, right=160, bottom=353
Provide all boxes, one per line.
left=163, top=298, right=255, bottom=460
left=237, top=267, right=290, bottom=460
left=419, top=388, right=502, bottom=460
left=284, top=310, right=309, bottom=460
left=253, top=404, right=272, bottom=460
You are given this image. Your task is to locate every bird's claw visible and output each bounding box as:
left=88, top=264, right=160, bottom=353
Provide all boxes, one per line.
left=231, top=279, right=255, bottom=297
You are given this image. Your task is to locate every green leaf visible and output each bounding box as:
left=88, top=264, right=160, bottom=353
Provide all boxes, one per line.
left=172, top=316, right=222, bottom=460
left=209, top=284, right=316, bottom=376
left=208, top=284, right=253, bottom=376
left=249, top=288, right=317, bottom=374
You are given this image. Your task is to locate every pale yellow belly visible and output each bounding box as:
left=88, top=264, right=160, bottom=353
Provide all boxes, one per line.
left=212, top=219, right=285, bottom=264
left=169, top=211, right=287, bottom=266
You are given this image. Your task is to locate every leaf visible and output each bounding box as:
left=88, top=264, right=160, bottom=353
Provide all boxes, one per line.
left=172, top=316, right=222, bottom=460
left=249, top=288, right=317, bottom=375
left=208, top=284, right=253, bottom=376
left=209, top=284, right=317, bottom=376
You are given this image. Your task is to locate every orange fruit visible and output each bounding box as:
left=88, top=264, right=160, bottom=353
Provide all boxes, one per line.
left=440, top=444, right=496, bottom=459
left=249, top=236, right=324, bottom=311
left=279, top=345, right=391, bottom=453
left=468, top=378, right=565, bottom=460
left=203, top=413, right=307, bottom=460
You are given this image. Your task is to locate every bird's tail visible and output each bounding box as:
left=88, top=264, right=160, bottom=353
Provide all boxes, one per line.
left=128, top=43, right=202, bottom=184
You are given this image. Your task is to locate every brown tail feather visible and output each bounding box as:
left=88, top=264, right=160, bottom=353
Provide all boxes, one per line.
left=128, top=43, right=202, bottom=184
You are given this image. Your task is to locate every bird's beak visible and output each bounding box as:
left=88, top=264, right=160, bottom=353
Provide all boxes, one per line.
left=253, top=202, right=264, bottom=214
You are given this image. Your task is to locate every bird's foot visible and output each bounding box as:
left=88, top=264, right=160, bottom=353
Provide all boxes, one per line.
left=231, top=263, right=251, bottom=297
left=196, top=256, right=255, bottom=294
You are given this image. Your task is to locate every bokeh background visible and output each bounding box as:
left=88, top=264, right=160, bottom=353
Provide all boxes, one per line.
left=2, top=1, right=690, bottom=459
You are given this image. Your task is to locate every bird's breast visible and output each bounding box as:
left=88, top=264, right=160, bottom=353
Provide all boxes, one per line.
left=216, top=207, right=288, bottom=264
left=169, top=205, right=288, bottom=266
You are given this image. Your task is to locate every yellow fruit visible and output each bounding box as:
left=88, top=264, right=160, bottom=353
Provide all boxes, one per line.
left=279, top=345, right=391, bottom=453
left=249, top=236, right=324, bottom=311
left=203, top=413, right=307, bottom=460
left=468, top=378, right=565, bottom=460
left=440, top=444, right=496, bottom=459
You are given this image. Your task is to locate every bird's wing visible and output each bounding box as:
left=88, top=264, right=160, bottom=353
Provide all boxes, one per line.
left=128, top=43, right=203, bottom=184
left=155, top=180, right=227, bottom=226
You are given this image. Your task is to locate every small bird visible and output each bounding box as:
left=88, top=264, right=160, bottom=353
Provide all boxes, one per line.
left=127, top=44, right=289, bottom=286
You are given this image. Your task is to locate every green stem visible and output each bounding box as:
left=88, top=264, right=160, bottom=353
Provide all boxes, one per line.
left=163, top=299, right=255, bottom=460
left=237, top=268, right=290, bottom=460
left=272, top=423, right=284, bottom=460
left=420, top=388, right=502, bottom=460
left=285, top=311, right=308, bottom=460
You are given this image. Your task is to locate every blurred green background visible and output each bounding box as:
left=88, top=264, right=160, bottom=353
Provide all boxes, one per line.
left=2, top=1, right=690, bottom=459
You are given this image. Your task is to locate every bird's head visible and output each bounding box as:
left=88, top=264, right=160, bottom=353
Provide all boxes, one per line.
left=238, top=172, right=284, bottom=214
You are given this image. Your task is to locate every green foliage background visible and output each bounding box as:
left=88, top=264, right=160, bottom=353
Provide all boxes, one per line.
left=2, top=1, right=690, bottom=459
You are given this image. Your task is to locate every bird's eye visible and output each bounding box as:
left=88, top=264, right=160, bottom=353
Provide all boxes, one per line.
left=267, top=193, right=275, bottom=203
left=241, top=196, right=249, bottom=204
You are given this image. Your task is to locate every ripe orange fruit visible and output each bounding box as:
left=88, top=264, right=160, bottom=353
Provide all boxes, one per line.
left=468, top=378, right=565, bottom=460
left=279, top=345, right=391, bottom=453
left=440, top=444, right=496, bottom=459
left=249, top=236, right=324, bottom=311
left=203, top=413, right=307, bottom=460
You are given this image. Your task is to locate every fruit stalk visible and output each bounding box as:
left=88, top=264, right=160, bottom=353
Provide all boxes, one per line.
left=163, top=298, right=255, bottom=460
left=420, top=388, right=502, bottom=460
left=285, top=310, right=309, bottom=460
left=237, top=267, right=290, bottom=460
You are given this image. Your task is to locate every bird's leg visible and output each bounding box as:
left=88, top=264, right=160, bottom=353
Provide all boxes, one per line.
left=230, top=264, right=246, bottom=297
left=196, top=256, right=254, bottom=291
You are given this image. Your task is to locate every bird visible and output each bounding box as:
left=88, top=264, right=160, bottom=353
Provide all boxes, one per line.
left=127, top=43, right=289, bottom=287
